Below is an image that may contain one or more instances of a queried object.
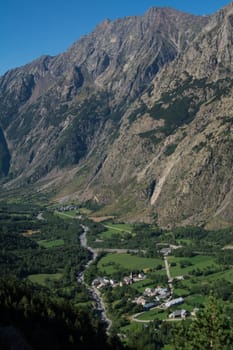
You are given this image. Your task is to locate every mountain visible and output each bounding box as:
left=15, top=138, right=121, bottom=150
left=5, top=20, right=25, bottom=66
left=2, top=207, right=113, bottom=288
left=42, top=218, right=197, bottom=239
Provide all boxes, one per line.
left=0, top=4, right=232, bottom=228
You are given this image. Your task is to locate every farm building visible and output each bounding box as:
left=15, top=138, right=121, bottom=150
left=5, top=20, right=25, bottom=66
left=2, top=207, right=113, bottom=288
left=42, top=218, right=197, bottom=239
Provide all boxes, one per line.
left=165, top=297, right=184, bottom=308
left=169, top=309, right=189, bottom=319
left=143, top=302, right=157, bottom=311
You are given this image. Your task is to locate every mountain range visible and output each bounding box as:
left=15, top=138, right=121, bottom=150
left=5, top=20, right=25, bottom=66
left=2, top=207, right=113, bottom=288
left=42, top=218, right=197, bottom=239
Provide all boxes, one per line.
left=0, top=3, right=233, bottom=228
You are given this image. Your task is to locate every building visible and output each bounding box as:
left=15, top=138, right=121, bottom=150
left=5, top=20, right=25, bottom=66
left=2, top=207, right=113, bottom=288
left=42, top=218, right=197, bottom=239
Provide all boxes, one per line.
left=160, top=247, right=172, bottom=255
left=169, top=309, right=189, bottom=319
left=143, top=302, right=157, bottom=311
left=123, top=276, right=133, bottom=285
left=165, top=297, right=184, bottom=308
left=144, top=287, right=156, bottom=296
left=134, top=296, right=147, bottom=305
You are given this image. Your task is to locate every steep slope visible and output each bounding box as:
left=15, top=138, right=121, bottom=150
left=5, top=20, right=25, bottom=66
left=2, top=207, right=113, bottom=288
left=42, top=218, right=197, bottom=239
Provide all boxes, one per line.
left=0, top=7, right=207, bottom=184
left=0, top=5, right=232, bottom=227
left=107, top=3, right=233, bottom=226
left=144, top=3, right=233, bottom=227
left=70, top=4, right=233, bottom=227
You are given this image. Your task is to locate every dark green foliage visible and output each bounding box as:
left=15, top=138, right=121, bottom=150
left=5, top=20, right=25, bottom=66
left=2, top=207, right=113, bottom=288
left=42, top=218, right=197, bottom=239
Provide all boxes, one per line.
left=150, top=95, right=199, bottom=135
left=126, top=321, right=163, bottom=350
left=171, top=226, right=206, bottom=240
left=138, top=129, right=162, bottom=145
left=0, top=277, right=115, bottom=350
left=215, top=250, right=233, bottom=266
left=82, top=199, right=104, bottom=211
left=172, top=296, right=233, bottom=350
left=190, top=279, right=233, bottom=302
left=164, top=143, right=178, bottom=156
left=0, top=231, right=37, bottom=251
left=173, top=247, right=196, bottom=258
left=0, top=207, right=91, bottom=303
left=87, top=221, right=163, bottom=252
left=148, top=77, right=233, bottom=137
left=128, top=103, right=148, bottom=123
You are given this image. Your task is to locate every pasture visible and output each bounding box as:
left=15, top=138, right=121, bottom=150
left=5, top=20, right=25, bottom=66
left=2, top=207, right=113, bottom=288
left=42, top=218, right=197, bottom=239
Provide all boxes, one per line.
left=37, top=239, right=65, bottom=248
left=55, top=210, right=78, bottom=219
left=99, top=223, right=134, bottom=239
left=136, top=308, right=168, bottom=321
left=28, top=273, right=62, bottom=285
left=97, top=253, right=164, bottom=274
left=168, top=255, right=218, bottom=277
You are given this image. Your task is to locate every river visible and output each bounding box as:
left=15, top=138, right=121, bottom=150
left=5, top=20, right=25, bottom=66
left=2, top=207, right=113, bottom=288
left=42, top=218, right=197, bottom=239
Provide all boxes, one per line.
left=78, top=225, right=112, bottom=331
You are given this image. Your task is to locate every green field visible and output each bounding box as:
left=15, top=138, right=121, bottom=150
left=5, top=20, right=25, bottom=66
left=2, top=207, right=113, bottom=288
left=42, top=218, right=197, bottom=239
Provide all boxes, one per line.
left=99, top=223, right=134, bottom=239
left=202, top=267, right=233, bottom=282
left=98, top=253, right=164, bottom=274
left=168, top=255, right=218, bottom=277
left=37, top=239, right=65, bottom=248
left=136, top=308, right=168, bottom=321
left=55, top=210, right=78, bottom=219
left=28, top=273, right=62, bottom=285
left=183, top=294, right=207, bottom=308
left=131, top=278, right=156, bottom=292
left=162, top=345, right=173, bottom=350
left=120, top=322, right=145, bottom=335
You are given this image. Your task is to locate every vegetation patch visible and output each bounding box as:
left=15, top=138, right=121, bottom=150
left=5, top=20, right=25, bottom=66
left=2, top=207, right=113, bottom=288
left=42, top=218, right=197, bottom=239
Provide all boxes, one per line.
left=136, top=308, right=168, bottom=321
left=168, top=255, right=219, bottom=277
left=99, top=223, right=134, bottom=239
left=28, top=273, right=63, bottom=285
left=164, top=143, right=178, bottom=156
left=37, top=239, right=65, bottom=248
left=98, top=253, right=164, bottom=274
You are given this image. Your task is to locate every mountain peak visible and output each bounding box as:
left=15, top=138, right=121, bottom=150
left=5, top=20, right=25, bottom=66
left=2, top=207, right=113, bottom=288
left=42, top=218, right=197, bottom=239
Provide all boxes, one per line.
left=0, top=4, right=233, bottom=227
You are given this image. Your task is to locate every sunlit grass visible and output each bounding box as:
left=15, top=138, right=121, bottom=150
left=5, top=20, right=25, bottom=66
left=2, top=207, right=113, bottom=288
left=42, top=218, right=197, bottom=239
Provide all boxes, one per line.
left=28, top=273, right=62, bottom=285
left=37, top=239, right=64, bottom=248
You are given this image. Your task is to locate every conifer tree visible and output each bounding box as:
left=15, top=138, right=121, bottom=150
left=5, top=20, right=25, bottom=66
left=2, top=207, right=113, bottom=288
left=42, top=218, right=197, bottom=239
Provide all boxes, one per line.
left=173, top=296, right=233, bottom=350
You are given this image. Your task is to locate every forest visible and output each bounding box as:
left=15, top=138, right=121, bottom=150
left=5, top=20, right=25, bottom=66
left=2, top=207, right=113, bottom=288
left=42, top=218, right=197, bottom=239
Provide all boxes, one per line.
left=0, top=203, right=233, bottom=349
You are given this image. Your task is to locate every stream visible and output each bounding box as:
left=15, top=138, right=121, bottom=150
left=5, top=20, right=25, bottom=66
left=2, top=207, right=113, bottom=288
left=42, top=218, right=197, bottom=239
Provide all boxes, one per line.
left=77, top=225, right=112, bottom=331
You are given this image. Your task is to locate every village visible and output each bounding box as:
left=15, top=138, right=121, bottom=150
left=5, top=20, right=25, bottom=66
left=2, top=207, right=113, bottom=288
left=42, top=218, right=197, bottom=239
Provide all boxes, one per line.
left=91, top=261, right=195, bottom=321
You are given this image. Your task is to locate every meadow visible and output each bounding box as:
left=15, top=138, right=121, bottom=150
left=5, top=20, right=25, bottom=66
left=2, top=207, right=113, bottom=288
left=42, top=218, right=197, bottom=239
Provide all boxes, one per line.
left=97, top=253, right=164, bottom=274
left=28, top=273, right=62, bottom=285
left=168, top=255, right=219, bottom=277
left=99, top=223, right=134, bottom=239
left=37, top=239, right=65, bottom=248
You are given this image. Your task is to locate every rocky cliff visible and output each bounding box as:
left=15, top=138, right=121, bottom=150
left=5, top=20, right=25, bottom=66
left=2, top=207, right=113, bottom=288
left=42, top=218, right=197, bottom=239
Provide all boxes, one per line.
left=0, top=5, right=232, bottom=227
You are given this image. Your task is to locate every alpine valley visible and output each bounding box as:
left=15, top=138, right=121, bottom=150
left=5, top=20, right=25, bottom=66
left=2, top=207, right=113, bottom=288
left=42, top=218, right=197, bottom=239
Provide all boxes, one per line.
left=1, top=3, right=233, bottom=228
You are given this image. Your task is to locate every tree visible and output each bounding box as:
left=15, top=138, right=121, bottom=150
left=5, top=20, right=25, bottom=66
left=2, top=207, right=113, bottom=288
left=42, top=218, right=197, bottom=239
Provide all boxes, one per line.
left=173, top=296, right=233, bottom=350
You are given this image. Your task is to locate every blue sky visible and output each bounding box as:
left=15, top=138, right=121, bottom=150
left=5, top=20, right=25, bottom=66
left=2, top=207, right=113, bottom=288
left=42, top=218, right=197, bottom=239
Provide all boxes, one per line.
left=0, top=0, right=231, bottom=76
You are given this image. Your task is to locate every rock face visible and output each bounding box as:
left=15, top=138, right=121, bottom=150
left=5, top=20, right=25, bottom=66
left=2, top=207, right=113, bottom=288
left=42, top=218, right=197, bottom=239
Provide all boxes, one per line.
left=0, top=5, right=232, bottom=227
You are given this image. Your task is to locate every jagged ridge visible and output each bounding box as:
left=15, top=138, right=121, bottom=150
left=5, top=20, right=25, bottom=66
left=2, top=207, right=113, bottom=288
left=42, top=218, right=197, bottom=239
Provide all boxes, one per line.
left=0, top=4, right=232, bottom=227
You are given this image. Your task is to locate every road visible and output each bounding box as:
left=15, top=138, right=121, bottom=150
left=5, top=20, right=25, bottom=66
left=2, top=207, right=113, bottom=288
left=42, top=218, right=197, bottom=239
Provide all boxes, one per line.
left=131, top=254, right=174, bottom=323
left=79, top=223, right=174, bottom=327
left=164, top=255, right=173, bottom=293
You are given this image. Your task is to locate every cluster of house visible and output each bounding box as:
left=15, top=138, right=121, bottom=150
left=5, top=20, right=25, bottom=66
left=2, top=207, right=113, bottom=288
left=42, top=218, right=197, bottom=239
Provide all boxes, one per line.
left=57, top=205, right=77, bottom=212
left=92, top=276, right=115, bottom=289
left=133, top=286, right=171, bottom=310
left=92, top=271, right=146, bottom=289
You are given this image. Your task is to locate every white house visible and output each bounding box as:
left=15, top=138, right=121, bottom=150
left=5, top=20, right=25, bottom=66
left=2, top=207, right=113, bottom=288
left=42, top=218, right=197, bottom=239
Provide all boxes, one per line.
left=165, top=297, right=184, bottom=308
